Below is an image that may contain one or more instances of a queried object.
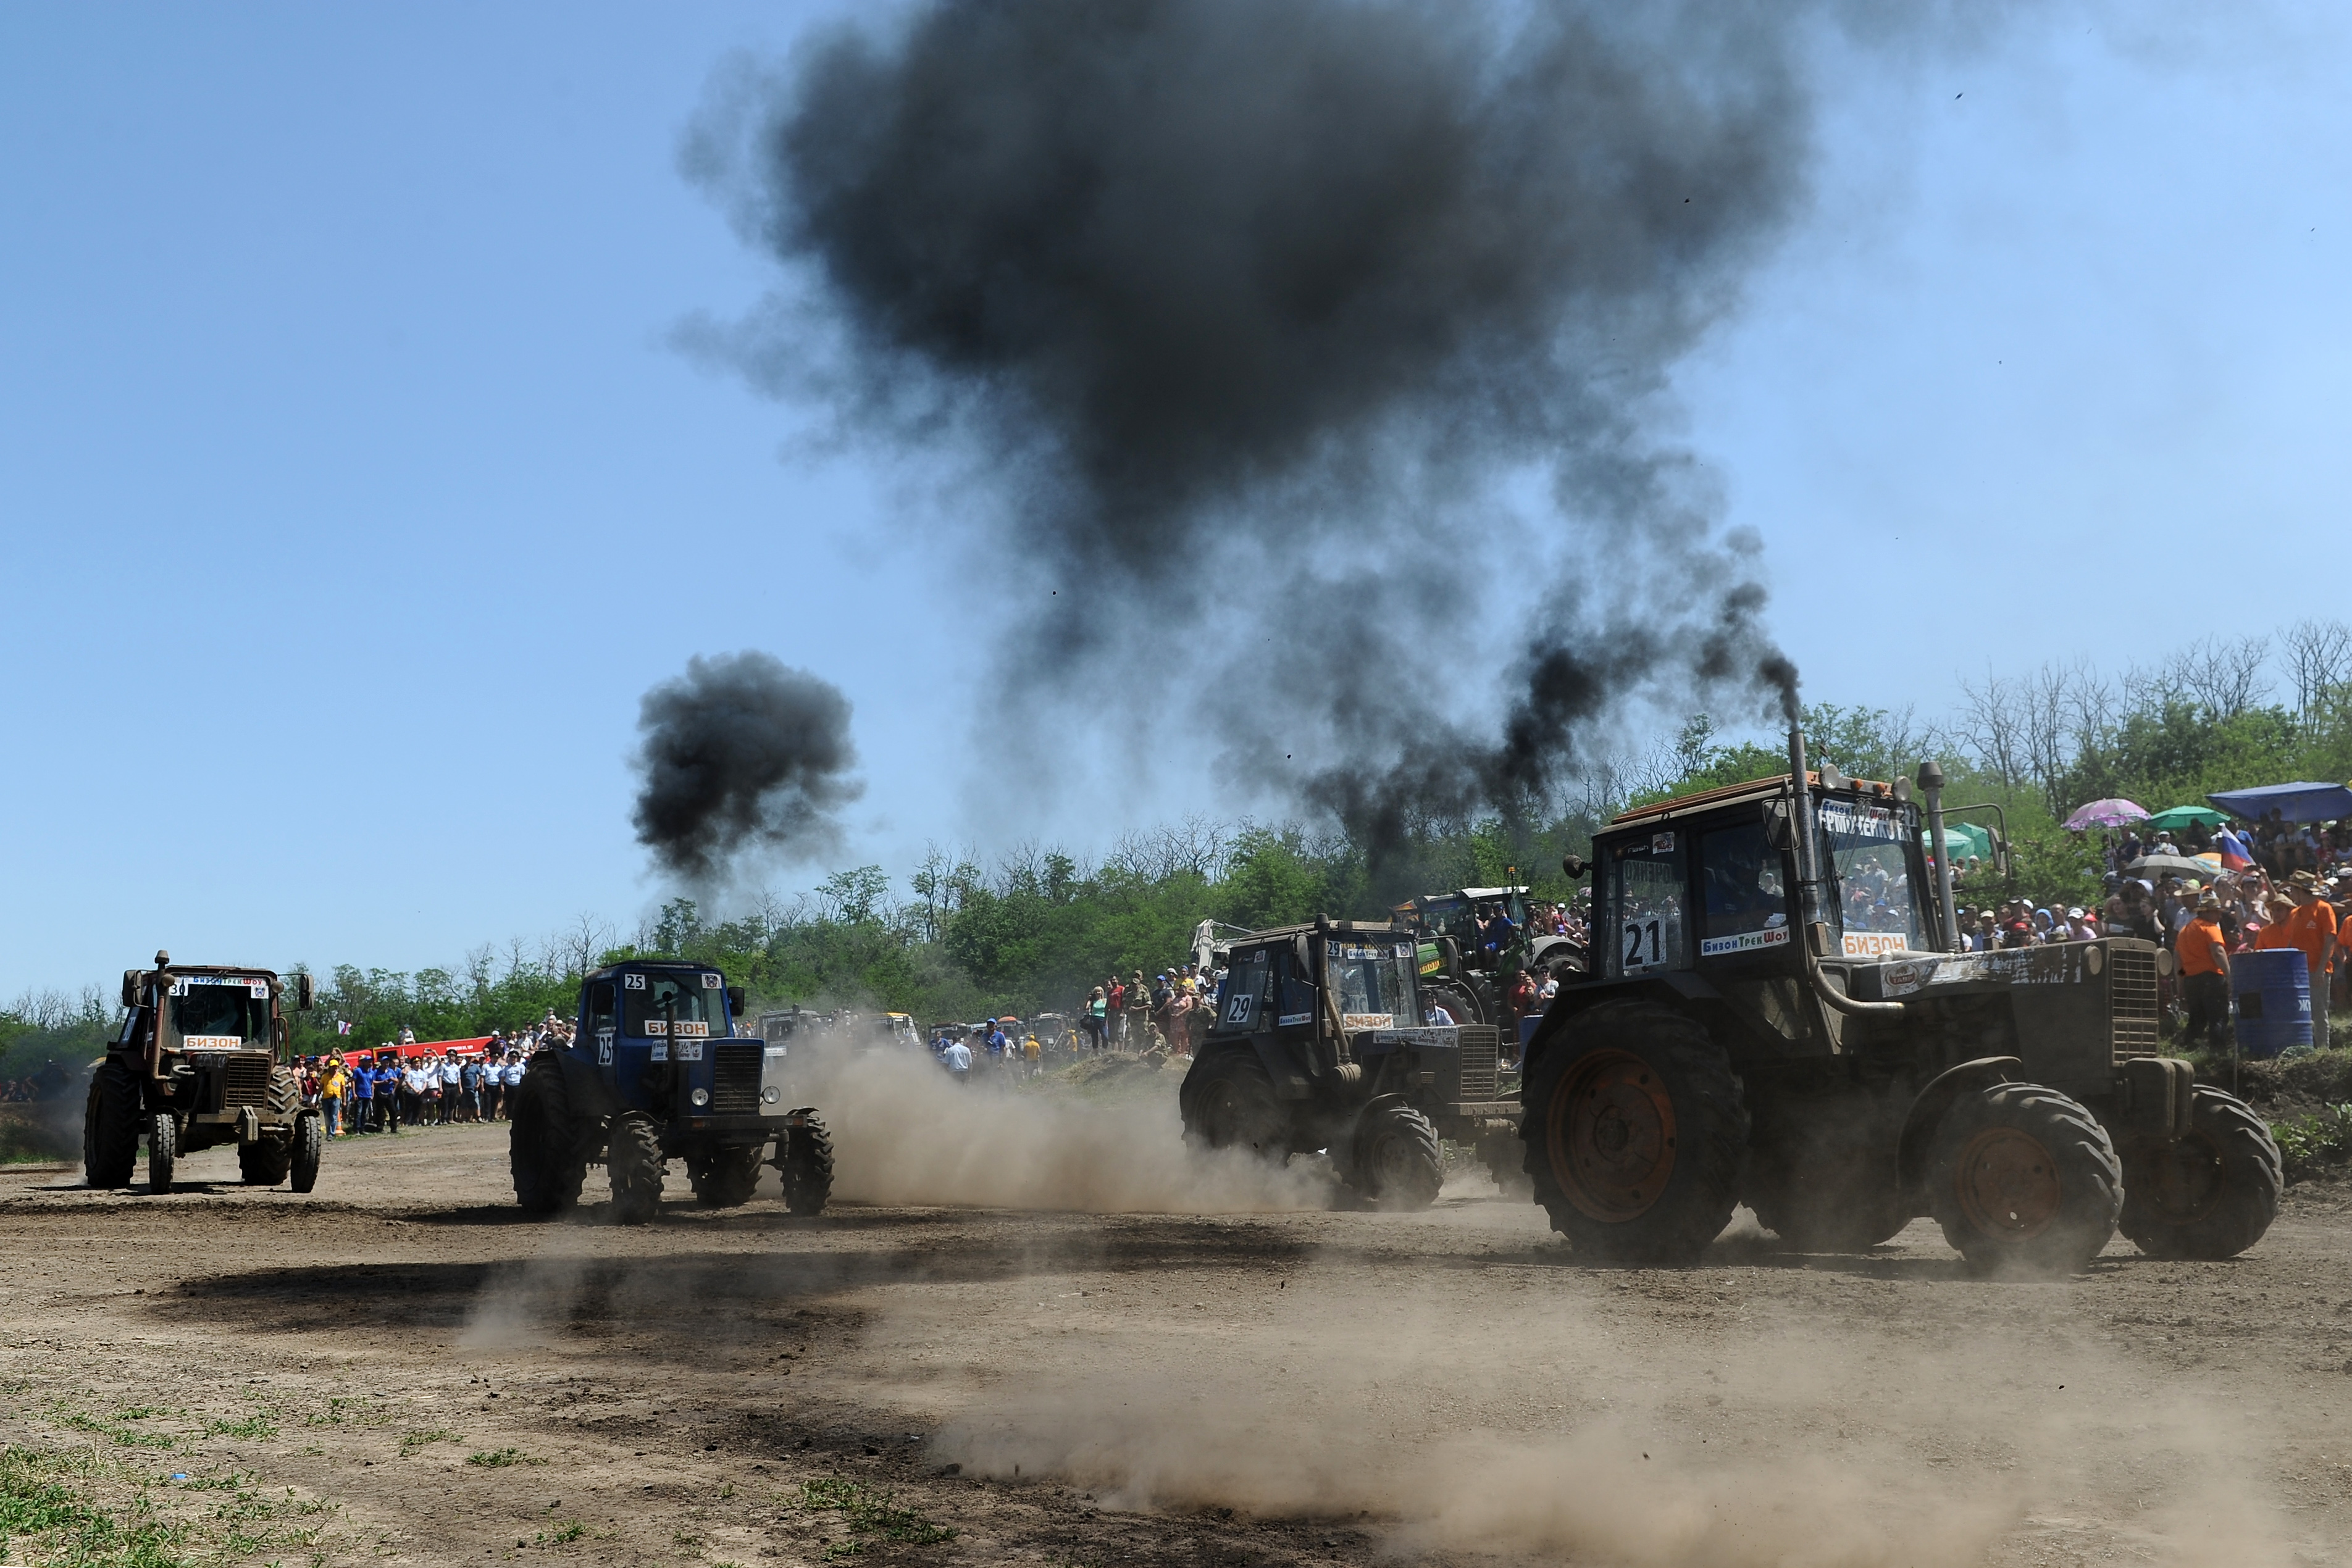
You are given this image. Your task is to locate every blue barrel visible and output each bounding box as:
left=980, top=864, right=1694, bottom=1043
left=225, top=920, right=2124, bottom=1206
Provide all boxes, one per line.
left=2232, top=949, right=2311, bottom=1059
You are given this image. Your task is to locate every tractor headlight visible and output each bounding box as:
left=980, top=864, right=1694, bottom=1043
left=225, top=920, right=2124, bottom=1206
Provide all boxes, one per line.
left=761, top=1085, right=782, bottom=1105
left=690, top=1087, right=711, bottom=1108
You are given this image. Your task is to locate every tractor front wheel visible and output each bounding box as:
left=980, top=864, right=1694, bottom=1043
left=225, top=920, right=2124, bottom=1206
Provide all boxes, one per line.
left=1343, top=1101, right=1444, bottom=1211
left=1521, top=1004, right=1747, bottom=1266
left=2118, top=1087, right=2282, bottom=1260
left=690, top=1145, right=766, bottom=1208
left=607, top=1112, right=666, bottom=1225
left=780, top=1116, right=834, bottom=1216
left=146, top=1113, right=178, bottom=1195
left=1927, top=1083, right=2121, bottom=1275
left=289, top=1111, right=323, bottom=1193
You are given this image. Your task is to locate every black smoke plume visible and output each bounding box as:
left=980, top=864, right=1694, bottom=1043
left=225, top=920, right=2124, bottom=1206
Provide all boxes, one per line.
left=632, top=652, right=862, bottom=880
left=687, top=0, right=1839, bottom=877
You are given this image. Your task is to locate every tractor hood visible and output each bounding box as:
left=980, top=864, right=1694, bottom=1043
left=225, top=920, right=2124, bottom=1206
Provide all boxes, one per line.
left=1839, top=938, right=2166, bottom=1003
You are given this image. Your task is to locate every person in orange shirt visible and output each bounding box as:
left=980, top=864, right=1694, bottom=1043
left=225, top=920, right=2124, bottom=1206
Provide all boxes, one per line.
left=2175, top=895, right=2232, bottom=1053
left=2285, top=870, right=2339, bottom=1048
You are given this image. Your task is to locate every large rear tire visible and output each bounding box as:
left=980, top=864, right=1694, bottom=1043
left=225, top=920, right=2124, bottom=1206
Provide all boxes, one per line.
left=289, top=1111, right=323, bottom=1194
left=509, top=1052, right=587, bottom=1215
left=84, top=1057, right=138, bottom=1189
left=781, top=1116, right=834, bottom=1216
left=2117, top=1087, right=2282, bottom=1260
left=1927, top=1083, right=2121, bottom=1275
left=689, top=1145, right=766, bottom=1208
left=1179, top=1049, right=1289, bottom=1161
left=607, top=1112, right=665, bottom=1225
left=146, top=1113, right=177, bottom=1195
left=1342, top=1101, right=1443, bottom=1211
left=1520, top=1004, right=1747, bottom=1266
left=1425, top=980, right=1486, bottom=1027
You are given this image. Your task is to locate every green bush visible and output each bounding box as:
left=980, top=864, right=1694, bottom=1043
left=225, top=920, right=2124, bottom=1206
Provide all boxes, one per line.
left=2271, top=1104, right=2352, bottom=1182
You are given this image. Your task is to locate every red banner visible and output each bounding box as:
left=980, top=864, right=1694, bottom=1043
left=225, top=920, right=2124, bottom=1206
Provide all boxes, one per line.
left=319, top=1036, right=498, bottom=1062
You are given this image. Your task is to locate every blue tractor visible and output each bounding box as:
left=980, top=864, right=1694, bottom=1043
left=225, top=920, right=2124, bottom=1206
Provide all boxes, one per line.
left=507, top=960, right=832, bottom=1223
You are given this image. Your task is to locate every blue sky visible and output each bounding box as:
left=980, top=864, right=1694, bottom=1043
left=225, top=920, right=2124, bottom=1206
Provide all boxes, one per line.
left=3, top=2, right=2348, bottom=994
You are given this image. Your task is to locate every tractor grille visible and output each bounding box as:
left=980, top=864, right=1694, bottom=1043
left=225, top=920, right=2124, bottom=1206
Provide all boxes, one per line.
left=220, top=1053, right=270, bottom=1109
left=2109, top=947, right=2161, bottom=1059
left=1455, top=1025, right=1500, bottom=1099
left=711, top=1044, right=764, bottom=1115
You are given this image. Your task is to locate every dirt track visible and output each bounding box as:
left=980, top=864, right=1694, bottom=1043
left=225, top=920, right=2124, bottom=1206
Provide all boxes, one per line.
left=4, top=1109, right=2351, bottom=1568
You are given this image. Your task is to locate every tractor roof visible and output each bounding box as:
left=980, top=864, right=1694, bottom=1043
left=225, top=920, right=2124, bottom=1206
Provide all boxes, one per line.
left=1607, top=772, right=1906, bottom=830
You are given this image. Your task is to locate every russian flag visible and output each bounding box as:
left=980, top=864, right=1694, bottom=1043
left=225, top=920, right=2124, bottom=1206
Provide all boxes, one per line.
left=2216, top=827, right=2254, bottom=871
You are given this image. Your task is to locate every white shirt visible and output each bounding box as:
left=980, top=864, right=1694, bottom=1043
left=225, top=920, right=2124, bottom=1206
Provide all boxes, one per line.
left=403, top=1067, right=429, bottom=1095
left=439, top=1061, right=462, bottom=1086
left=944, top=1042, right=973, bottom=1072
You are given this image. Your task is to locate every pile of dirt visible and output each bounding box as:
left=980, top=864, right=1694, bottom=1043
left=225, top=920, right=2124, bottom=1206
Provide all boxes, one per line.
left=2195, top=1047, right=2352, bottom=1120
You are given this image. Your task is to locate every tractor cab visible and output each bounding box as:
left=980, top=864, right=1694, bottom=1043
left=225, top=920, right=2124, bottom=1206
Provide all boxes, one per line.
left=1593, top=779, right=1935, bottom=988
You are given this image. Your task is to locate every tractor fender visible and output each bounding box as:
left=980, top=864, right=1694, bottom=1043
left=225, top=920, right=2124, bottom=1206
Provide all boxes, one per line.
left=1525, top=975, right=1722, bottom=1067
left=546, top=1046, right=623, bottom=1127
left=1896, top=1056, right=2022, bottom=1196
left=1231, top=1036, right=1315, bottom=1101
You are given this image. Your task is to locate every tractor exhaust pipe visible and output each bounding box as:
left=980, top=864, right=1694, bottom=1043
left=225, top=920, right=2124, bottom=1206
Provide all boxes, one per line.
left=1917, top=759, right=1961, bottom=952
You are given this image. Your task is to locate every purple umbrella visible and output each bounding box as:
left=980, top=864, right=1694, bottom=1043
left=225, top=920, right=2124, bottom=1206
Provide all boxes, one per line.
left=2064, top=798, right=2149, bottom=832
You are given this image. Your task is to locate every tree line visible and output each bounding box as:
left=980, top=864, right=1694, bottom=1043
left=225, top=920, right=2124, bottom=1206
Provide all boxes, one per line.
left=14, top=625, right=2352, bottom=1073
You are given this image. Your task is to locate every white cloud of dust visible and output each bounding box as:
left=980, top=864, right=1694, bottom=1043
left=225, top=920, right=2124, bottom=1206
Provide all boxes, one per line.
left=798, top=1046, right=1334, bottom=1214
left=898, top=1269, right=2311, bottom=1567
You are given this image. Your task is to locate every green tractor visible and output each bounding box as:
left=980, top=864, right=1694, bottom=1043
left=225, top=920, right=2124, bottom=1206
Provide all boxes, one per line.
left=1517, top=735, right=2281, bottom=1272
left=1393, top=886, right=1584, bottom=1028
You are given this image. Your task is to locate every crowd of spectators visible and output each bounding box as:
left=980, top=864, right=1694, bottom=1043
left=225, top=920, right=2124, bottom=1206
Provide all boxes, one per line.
left=298, top=1012, right=572, bottom=1136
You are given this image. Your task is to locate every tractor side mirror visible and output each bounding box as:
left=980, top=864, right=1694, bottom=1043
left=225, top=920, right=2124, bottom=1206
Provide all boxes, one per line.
left=1762, top=800, right=1792, bottom=850
left=121, top=970, right=144, bottom=1010
left=726, top=985, right=747, bottom=1019
left=295, top=974, right=314, bottom=1011
left=1560, top=854, right=1588, bottom=880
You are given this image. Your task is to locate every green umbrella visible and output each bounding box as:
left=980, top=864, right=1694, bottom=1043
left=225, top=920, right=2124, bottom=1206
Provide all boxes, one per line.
left=2146, top=805, right=2229, bottom=832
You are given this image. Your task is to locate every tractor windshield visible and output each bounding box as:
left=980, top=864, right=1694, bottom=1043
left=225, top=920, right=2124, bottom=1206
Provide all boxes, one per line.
left=620, top=970, right=730, bottom=1038
left=168, top=977, right=273, bottom=1047
left=1328, top=938, right=1419, bottom=1030
left=1817, top=798, right=1930, bottom=956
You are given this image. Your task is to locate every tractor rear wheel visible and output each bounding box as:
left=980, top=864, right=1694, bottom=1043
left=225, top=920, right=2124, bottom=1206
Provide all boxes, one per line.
left=289, top=1111, right=323, bottom=1193
left=607, top=1112, right=666, bottom=1224
left=1425, top=980, right=1485, bottom=1027
left=1521, top=1004, right=1747, bottom=1266
left=146, top=1113, right=177, bottom=1195
left=509, top=1052, right=587, bottom=1215
left=1343, top=1102, right=1443, bottom=1211
left=2118, top=1087, right=2282, bottom=1260
left=1927, top=1083, right=2121, bottom=1275
left=781, top=1116, right=834, bottom=1216
left=1180, top=1049, right=1289, bottom=1162
left=690, top=1145, right=766, bottom=1208
left=84, top=1056, right=139, bottom=1189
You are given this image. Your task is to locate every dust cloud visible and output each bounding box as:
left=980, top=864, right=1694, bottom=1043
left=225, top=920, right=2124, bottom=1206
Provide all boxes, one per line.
left=803, top=1047, right=1329, bottom=1214
left=907, top=1272, right=2307, bottom=1567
